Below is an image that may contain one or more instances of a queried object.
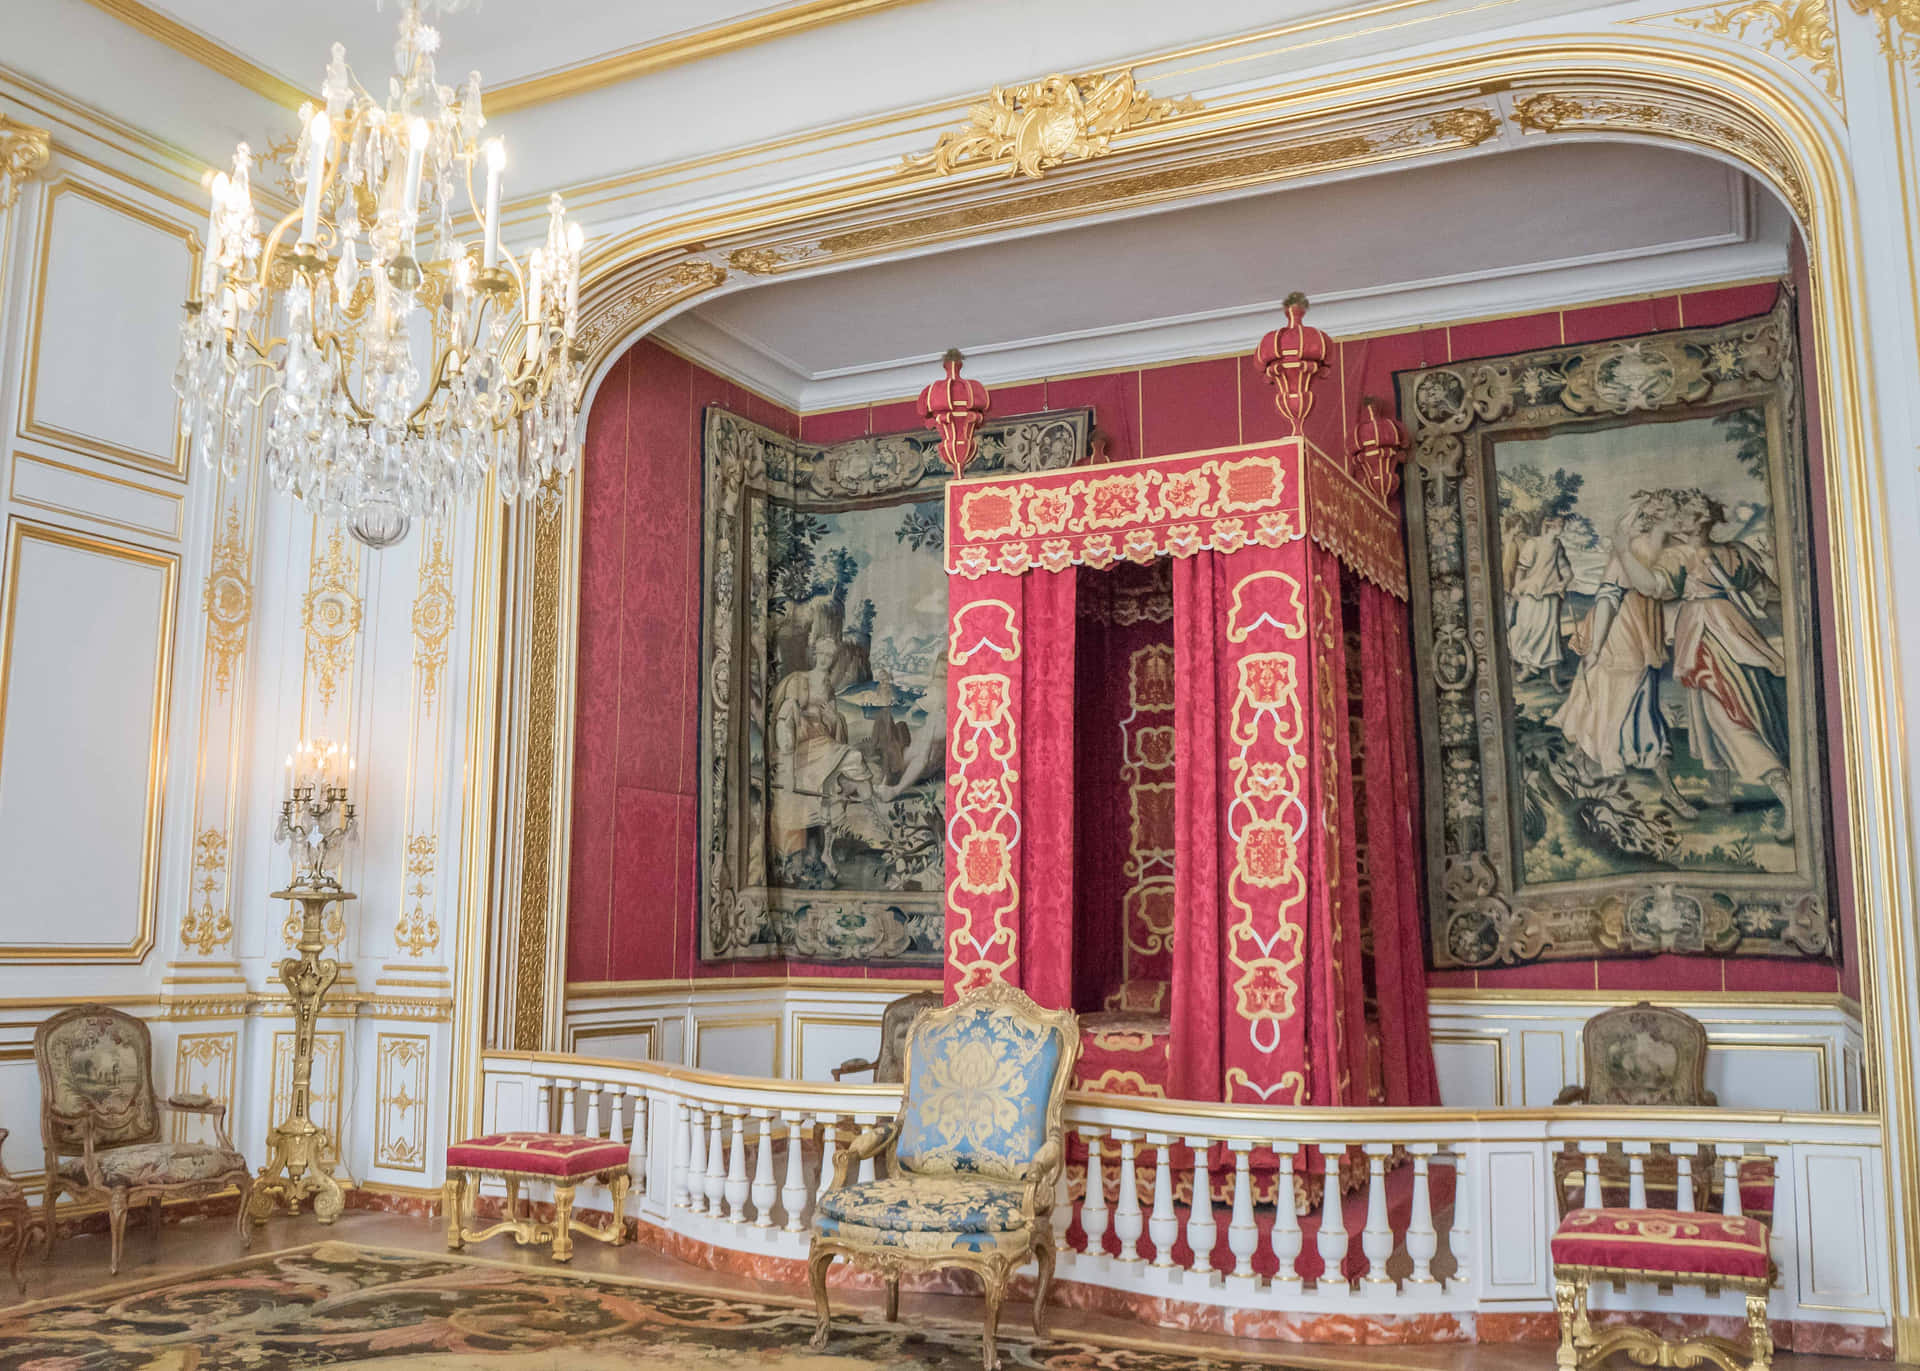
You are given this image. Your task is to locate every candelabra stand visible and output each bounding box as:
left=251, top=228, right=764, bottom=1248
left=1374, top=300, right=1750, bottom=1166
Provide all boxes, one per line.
left=249, top=885, right=355, bottom=1224
left=251, top=769, right=358, bottom=1224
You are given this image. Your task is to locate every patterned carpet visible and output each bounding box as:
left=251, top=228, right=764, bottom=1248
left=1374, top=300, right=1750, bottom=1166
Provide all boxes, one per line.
left=0, top=1241, right=1297, bottom=1370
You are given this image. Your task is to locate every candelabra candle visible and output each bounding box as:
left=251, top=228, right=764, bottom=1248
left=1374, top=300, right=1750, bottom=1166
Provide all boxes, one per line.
left=277, top=739, right=358, bottom=889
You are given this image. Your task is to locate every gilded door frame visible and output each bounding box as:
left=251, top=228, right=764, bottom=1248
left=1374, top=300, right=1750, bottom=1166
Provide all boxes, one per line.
left=448, top=31, right=1920, bottom=1343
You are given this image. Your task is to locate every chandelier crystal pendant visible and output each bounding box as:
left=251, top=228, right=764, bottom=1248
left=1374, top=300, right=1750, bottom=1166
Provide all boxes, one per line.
left=173, top=1, right=587, bottom=548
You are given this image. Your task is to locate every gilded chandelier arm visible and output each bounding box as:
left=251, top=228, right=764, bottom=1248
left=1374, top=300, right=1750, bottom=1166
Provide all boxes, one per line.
left=829, top=1120, right=900, bottom=1193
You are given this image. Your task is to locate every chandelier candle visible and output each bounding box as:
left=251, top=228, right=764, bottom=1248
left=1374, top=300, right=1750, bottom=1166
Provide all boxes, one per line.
left=173, top=1, right=589, bottom=549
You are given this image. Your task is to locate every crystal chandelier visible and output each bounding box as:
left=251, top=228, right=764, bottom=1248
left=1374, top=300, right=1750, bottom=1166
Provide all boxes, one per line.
left=174, top=1, right=587, bottom=548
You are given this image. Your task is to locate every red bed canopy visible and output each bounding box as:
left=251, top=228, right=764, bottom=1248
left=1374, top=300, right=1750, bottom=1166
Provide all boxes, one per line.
left=939, top=394, right=1438, bottom=1108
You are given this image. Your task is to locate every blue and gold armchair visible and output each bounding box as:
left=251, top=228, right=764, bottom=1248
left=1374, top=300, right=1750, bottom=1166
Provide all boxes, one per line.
left=808, top=982, right=1080, bottom=1371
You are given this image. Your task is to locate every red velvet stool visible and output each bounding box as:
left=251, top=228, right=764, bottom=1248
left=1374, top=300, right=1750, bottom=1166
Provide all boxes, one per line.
left=444, top=1131, right=632, bottom=1262
left=1551, top=1208, right=1774, bottom=1371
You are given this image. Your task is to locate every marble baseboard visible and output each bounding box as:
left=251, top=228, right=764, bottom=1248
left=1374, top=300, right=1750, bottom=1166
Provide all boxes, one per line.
left=1479, top=1309, right=1892, bottom=1358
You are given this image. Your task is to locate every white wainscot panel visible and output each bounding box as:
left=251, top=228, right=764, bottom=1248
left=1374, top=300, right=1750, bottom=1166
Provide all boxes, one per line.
left=1708, top=1041, right=1828, bottom=1112
left=692, top=1015, right=779, bottom=1077
left=1483, top=1146, right=1547, bottom=1296
left=1799, top=1150, right=1879, bottom=1312
left=572, top=1028, right=656, bottom=1062
left=9, top=454, right=183, bottom=539
left=25, top=181, right=191, bottom=476
left=0, top=524, right=175, bottom=957
left=1432, top=1034, right=1504, bottom=1108
left=793, top=1015, right=886, bottom=1082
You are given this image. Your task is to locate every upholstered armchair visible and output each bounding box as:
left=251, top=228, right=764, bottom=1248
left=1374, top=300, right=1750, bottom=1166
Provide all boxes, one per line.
left=0, top=1126, right=44, bottom=1291
left=830, top=990, right=943, bottom=1083
left=809, top=983, right=1080, bottom=1371
left=35, top=1005, right=252, bottom=1273
left=1555, top=1001, right=1718, bottom=1106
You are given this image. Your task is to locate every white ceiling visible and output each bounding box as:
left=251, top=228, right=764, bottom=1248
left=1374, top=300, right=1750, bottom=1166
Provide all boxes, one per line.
left=135, top=0, right=790, bottom=91
left=657, top=141, right=1791, bottom=411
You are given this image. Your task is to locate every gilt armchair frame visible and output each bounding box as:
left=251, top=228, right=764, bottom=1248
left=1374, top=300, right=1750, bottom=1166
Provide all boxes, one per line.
left=34, top=1004, right=252, bottom=1273
left=807, top=982, right=1082, bottom=1371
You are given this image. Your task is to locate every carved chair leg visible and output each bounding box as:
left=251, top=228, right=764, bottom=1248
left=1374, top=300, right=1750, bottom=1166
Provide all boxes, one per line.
left=807, top=1247, right=835, bottom=1350
left=981, top=1272, right=1005, bottom=1371
left=608, top=1172, right=631, bottom=1246
left=884, top=1274, right=899, bottom=1323
left=550, top=1184, right=576, bottom=1262
left=443, top=1175, right=466, bottom=1250
left=107, top=1189, right=129, bottom=1276
left=505, top=1176, right=522, bottom=1225
left=148, top=1195, right=162, bottom=1236
left=1746, top=1292, right=1774, bottom=1371
left=1032, top=1233, right=1057, bottom=1337
left=6, top=1217, right=25, bottom=1294
left=40, top=1180, right=57, bottom=1263
left=1554, top=1277, right=1581, bottom=1371
left=235, top=1177, right=254, bottom=1248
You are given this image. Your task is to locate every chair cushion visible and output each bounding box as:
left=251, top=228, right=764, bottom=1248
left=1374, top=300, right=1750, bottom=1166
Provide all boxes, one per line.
left=446, top=1132, right=631, bottom=1178
left=58, top=1141, right=244, bottom=1189
left=1551, top=1208, right=1771, bottom=1281
left=816, top=1176, right=1028, bottom=1235
left=895, top=1004, right=1063, bottom=1182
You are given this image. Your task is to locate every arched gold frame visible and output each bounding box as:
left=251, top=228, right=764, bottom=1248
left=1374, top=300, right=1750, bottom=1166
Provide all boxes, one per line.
left=447, top=32, right=1920, bottom=1344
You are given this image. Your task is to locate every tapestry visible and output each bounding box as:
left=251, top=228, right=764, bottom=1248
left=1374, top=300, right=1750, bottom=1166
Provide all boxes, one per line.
left=701, top=407, right=1090, bottom=965
left=1400, top=289, right=1837, bottom=968
left=0, top=1240, right=1294, bottom=1369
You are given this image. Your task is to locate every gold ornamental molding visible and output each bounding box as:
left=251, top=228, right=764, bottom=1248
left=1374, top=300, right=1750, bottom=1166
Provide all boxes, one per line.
left=1634, top=1, right=1842, bottom=105
left=1848, top=0, right=1920, bottom=66
left=410, top=527, right=455, bottom=714
left=74, top=0, right=925, bottom=114
left=0, top=113, right=52, bottom=210
left=301, top=525, right=363, bottom=713
left=202, top=500, right=253, bottom=697
left=905, top=70, right=1201, bottom=179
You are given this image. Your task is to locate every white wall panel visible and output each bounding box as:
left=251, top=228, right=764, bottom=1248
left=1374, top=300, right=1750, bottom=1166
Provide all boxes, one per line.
left=0, top=521, right=175, bottom=957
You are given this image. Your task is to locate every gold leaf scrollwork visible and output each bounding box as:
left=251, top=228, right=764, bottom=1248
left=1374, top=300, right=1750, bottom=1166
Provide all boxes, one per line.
left=1509, top=91, right=1809, bottom=223
left=0, top=113, right=52, bottom=211
left=411, top=526, right=454, bottom=713
left=1662, top=0, right=1842, bottom=103
left=302, top=526, right=363, bottom=710
left=906, top=70, right=1201, bottom=179
left=1847, top=0, right=1920, bottom=66
left=203, top=502, right=253, bottom=697
left=395, top=835, right=441, bottom=956
left=374, top=1035, right=429, bottom=1170
left=576, top=260, right=726, bottom=357
left=180, top=829, right=234, bottom=955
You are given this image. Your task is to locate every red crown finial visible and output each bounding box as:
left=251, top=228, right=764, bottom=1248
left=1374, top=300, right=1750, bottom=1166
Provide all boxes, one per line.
left=1350, top=395, right=1409, bottom=502
left=1255, top=292, right=1331, bottom=438
left=919, top=348, right=991, bottom=479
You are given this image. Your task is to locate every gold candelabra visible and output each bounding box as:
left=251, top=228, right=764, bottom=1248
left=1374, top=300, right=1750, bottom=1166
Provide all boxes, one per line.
left=251, top=740, right=357, bottom=1224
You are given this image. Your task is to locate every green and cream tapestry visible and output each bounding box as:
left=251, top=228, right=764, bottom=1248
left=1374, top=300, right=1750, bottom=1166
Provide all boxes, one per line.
left=1401, top=290, right=1838, bottom=968
left=700, top=407, right=1090, bottom=966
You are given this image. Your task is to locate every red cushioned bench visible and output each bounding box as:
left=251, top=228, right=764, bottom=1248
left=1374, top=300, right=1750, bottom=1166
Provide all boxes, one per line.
left=444, top=1131, right=632, bottom=1262
left=1551, top=1207, right=1774, bottom=1371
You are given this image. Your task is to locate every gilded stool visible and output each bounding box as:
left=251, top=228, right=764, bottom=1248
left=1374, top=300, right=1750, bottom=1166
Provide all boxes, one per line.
left=1551, top=1207, right=1774, bottom=1371
left=443, top=1131, right=631, bottom=1262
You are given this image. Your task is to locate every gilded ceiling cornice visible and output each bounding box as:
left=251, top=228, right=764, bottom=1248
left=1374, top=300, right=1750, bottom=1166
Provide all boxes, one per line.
left=0, top=112, right=52, bottom=210
left=904, top=70, right=1202, bottom=179
left=74, top=0, right=929, bottom=115
left=1630, top=1, right=1842, bottom=106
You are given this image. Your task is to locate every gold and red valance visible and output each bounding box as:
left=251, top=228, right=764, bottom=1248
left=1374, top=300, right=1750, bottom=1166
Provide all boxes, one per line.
left=942, top=437, right=1408, bottom=599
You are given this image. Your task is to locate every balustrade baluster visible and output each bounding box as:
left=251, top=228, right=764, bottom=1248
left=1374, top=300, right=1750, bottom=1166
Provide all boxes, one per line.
left=1224, top=1141, right=1258, bottom=1290
left=629, top=1093, right=647, bottom=1185
left=1672, top=1143, right=1698, bottom=1210
left=563, top=1079, right=580, bottom=1134
left=687, top=1106, right=708, bottom=1213
left=750, top=1110, right=777, bottom=1227
left=817, top=1116, right=839, bottom=1204
left=1624, top=1141, right=1651, bottom=1209
left=585, top=1084, right=603, bottom=1137
left=1184, top=1136, right=1217, bottom=1278
left=1317, top=1145, right=1349, bottom=1291
left=1720, top=1145, right=1743, bottom=1217
left=1053, top=1137, right=1073, bottom=1250
left=1447, top=1143, right=1473, bottom=1288
left=1405, top=1144, right=1438, bottom=1285
left=1081, top=1130, right=1109, bottom=1258
left=705, top=1108, right=728, bottom=1215
left=1271, top=1148, right=1303, bottom=1293
left=1147, top=1134, right=1178, bottom=1268
left=781, top=1113, right=809, bottom=1233
left=725, top=1110, right=750, bottom=1222
left=605, top=1086, right=623, bottom=1143
left=672, top=1101, right=693, bottom=1211
left=854, top=1114, right=879, bottom=1184
left=1360, top=1143, right=1394, bottom=1288
left=537, top=1081, right=553, bottom=1133
left=1113, top=1132, right=1144, bottom=1262
left=1580, top=1141, right=1606, bottom=1210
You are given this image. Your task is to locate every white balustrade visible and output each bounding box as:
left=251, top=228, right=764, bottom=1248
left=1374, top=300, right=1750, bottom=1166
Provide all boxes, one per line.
left=474, top=1049, right=1887, bottom=1343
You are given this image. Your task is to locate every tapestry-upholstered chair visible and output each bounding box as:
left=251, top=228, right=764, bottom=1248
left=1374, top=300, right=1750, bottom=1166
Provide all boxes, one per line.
left=1555, top=1001, right=1718, bottom=1106
left=35, top=1005, right=252, bottom=1273
left=830, top=990, right=943, bottom=1083
left=809, top=982, right=1081, bottom=1371
left=0, top=1127, right=43, bottom=1291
